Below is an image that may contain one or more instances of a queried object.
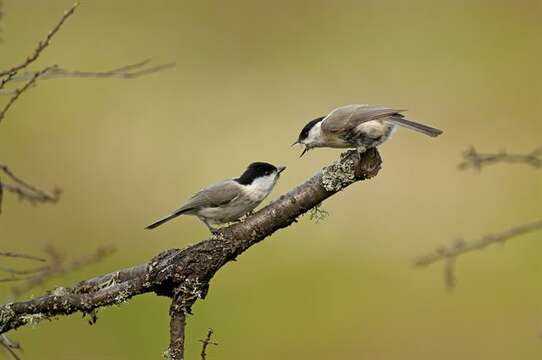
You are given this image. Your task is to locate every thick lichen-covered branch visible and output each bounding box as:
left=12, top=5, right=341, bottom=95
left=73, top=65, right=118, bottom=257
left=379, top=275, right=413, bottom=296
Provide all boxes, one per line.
left=0, top=149, right=382, bottom=356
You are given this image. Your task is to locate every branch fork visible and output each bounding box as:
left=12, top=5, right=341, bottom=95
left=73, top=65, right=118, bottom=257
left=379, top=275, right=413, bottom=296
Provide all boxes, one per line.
left=0, top=149, right=383, bottom=358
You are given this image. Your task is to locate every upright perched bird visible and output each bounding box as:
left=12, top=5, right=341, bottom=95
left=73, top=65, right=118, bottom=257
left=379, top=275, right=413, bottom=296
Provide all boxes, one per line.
left=146, top=162, right=286, bottom=232
left=293, top=104, right=443, bottom=157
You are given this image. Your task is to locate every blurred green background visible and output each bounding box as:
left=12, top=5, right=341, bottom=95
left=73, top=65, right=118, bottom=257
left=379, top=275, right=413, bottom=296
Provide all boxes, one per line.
left=1, top=0, right=541, bottom=359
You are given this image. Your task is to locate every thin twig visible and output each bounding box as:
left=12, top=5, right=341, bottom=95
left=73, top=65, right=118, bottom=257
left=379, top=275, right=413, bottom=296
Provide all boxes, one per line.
left=414, top=220, right=542, bottom=289
left=9, top=245, right=116, bottom=299
left=0, top=341, right=21, bottom=360
left=0, top=245, right=113, bottom=360
left=199, top=329, right=217, bottom=360
left=3, top=59, right=176, bottom=83
left=0, top=3, right=78, bottom=77
left=0, top=277, right=26, bottom=283
left=0, top=266, right=47, bottom=276
left=0, top=72, right=17, bottom=91
left=0, top=163, right=61, bottom=213
left=0, top=65, right=57, bottom=123
left=0, top=252, right=45, bottom=262
left=458, top=146, right=542, bottom=171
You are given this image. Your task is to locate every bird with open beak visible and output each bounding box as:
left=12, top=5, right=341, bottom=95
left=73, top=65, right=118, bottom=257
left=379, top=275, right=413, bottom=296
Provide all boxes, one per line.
left=293, top=104, right=443, bottom=157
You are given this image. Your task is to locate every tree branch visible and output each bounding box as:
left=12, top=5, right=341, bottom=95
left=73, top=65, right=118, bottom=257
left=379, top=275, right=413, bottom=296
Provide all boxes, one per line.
left=168, top=298, right=187, bottom=360
left=199, top=329, right=217, bottom=360
left=458, top=146, right=542, bottom=171
left=0, top=149, right=382, bottom=356
left=414, top=219, right=542, bottom=289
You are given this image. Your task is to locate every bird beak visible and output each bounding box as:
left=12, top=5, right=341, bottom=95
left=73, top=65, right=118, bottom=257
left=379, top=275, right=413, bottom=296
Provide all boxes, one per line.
left=299, top=147, right=309, bottom=158
left=277, top=166, right=286, bottom=174
left=291, top=141, right=299, bottom=147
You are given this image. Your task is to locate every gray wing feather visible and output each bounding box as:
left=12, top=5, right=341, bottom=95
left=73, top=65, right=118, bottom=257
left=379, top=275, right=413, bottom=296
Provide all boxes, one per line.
left=177, top=180, right=241, bottom=211
left=321, top=105, right=404, bottom=134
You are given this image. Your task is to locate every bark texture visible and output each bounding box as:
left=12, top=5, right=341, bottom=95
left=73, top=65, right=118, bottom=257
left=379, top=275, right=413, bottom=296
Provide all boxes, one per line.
left=0, top=148, right=382, bottom=358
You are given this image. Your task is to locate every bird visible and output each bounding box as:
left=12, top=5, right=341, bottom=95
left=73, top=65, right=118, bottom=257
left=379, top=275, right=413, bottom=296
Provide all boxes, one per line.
left=292, top=104, right=443, bottom=157
left=146, top=162, right=286, bottom=233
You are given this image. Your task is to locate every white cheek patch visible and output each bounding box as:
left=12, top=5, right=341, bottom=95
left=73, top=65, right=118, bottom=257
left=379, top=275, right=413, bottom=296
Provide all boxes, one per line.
left=244, top=174, right=277, bottom=201
left=305, top=122, right=323, bottom=145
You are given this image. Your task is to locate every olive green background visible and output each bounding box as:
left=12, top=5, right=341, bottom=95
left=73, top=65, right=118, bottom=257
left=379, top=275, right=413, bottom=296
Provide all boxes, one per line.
left=1, top=1, right=541, bottom=359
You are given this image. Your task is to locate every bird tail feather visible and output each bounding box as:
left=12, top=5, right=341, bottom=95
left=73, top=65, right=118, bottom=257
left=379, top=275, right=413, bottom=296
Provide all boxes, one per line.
left=389, top=116, right=443, bottom=137
left=145, top=209, right=191, bottom=230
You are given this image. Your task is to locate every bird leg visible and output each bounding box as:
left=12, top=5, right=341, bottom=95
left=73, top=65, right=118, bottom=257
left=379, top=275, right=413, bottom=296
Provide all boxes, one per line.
left=356, top=146, right=368, bottom=160
left=202, top=219, right=220, bottom=234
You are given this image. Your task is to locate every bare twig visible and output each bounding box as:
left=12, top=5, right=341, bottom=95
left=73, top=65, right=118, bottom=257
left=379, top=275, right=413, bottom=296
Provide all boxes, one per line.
left=0, top=72, right=17, bottom=91
left=414, top=220, right=542, bottom=289
left=0, top=65, right=58, bottom=123
left=0, top=335, right=21, bottom=360
left=0, top=252, right=45, bottom=262
left=0, top=266, right=47, bottom=276
left=9, top=245, right=116, bottom=299
left=0, top=339, right=21, bottom=360
left=458, top=146, right=542, bottom=171
left=0, top=277, right=25, bottom=283
left=0, top=149, right=383, bottom=356
left=0, top=3, right=78, bottom=77
left=2, top=59, right=176, bottom=85
left=0, top=245, right=113, bottom=360
left=199, top=329, right=217, bottom=360
left=0, top=163, right=61, bottom=213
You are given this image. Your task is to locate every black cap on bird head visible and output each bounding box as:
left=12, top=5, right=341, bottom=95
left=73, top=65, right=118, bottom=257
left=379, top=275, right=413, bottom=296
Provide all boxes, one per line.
left=236, top=162, right=286, bottom=185
left=291, top=116, right=325, bottom=157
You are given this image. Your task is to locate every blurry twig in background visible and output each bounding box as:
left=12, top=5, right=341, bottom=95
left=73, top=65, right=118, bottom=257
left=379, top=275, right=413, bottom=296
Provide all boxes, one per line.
left=0, top=59, right=176, bottom=87
left=0, top=251, right=45, bottom=262
left=0, top=0, right=3, bottom=40
left=0, top=163, right=61, bottom=214
left=199, top=329, right=217, bottom=360
left=0, top=251, right=46, bottom=284
left=0, top=3, right=77, bottom=78
left=0, top=2, right=175, bottom=122
left=8, top=244, right=116, bottom=299
left=414, top=220, right=542, bottom=289
left=0, top=245, right=115, bottom=359
left=458, top=146, right=542, bottom=171
left=0, top=334, right=21, bottom=360
left=0, top=3, right=174, bottom=215
left=0, top=65, right=58, bottom=123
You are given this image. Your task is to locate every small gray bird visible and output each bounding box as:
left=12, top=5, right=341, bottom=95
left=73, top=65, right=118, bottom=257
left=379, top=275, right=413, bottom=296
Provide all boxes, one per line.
left=293, top=104, right=443, bottom=157
left=146, top=162, right=286, bottom=232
